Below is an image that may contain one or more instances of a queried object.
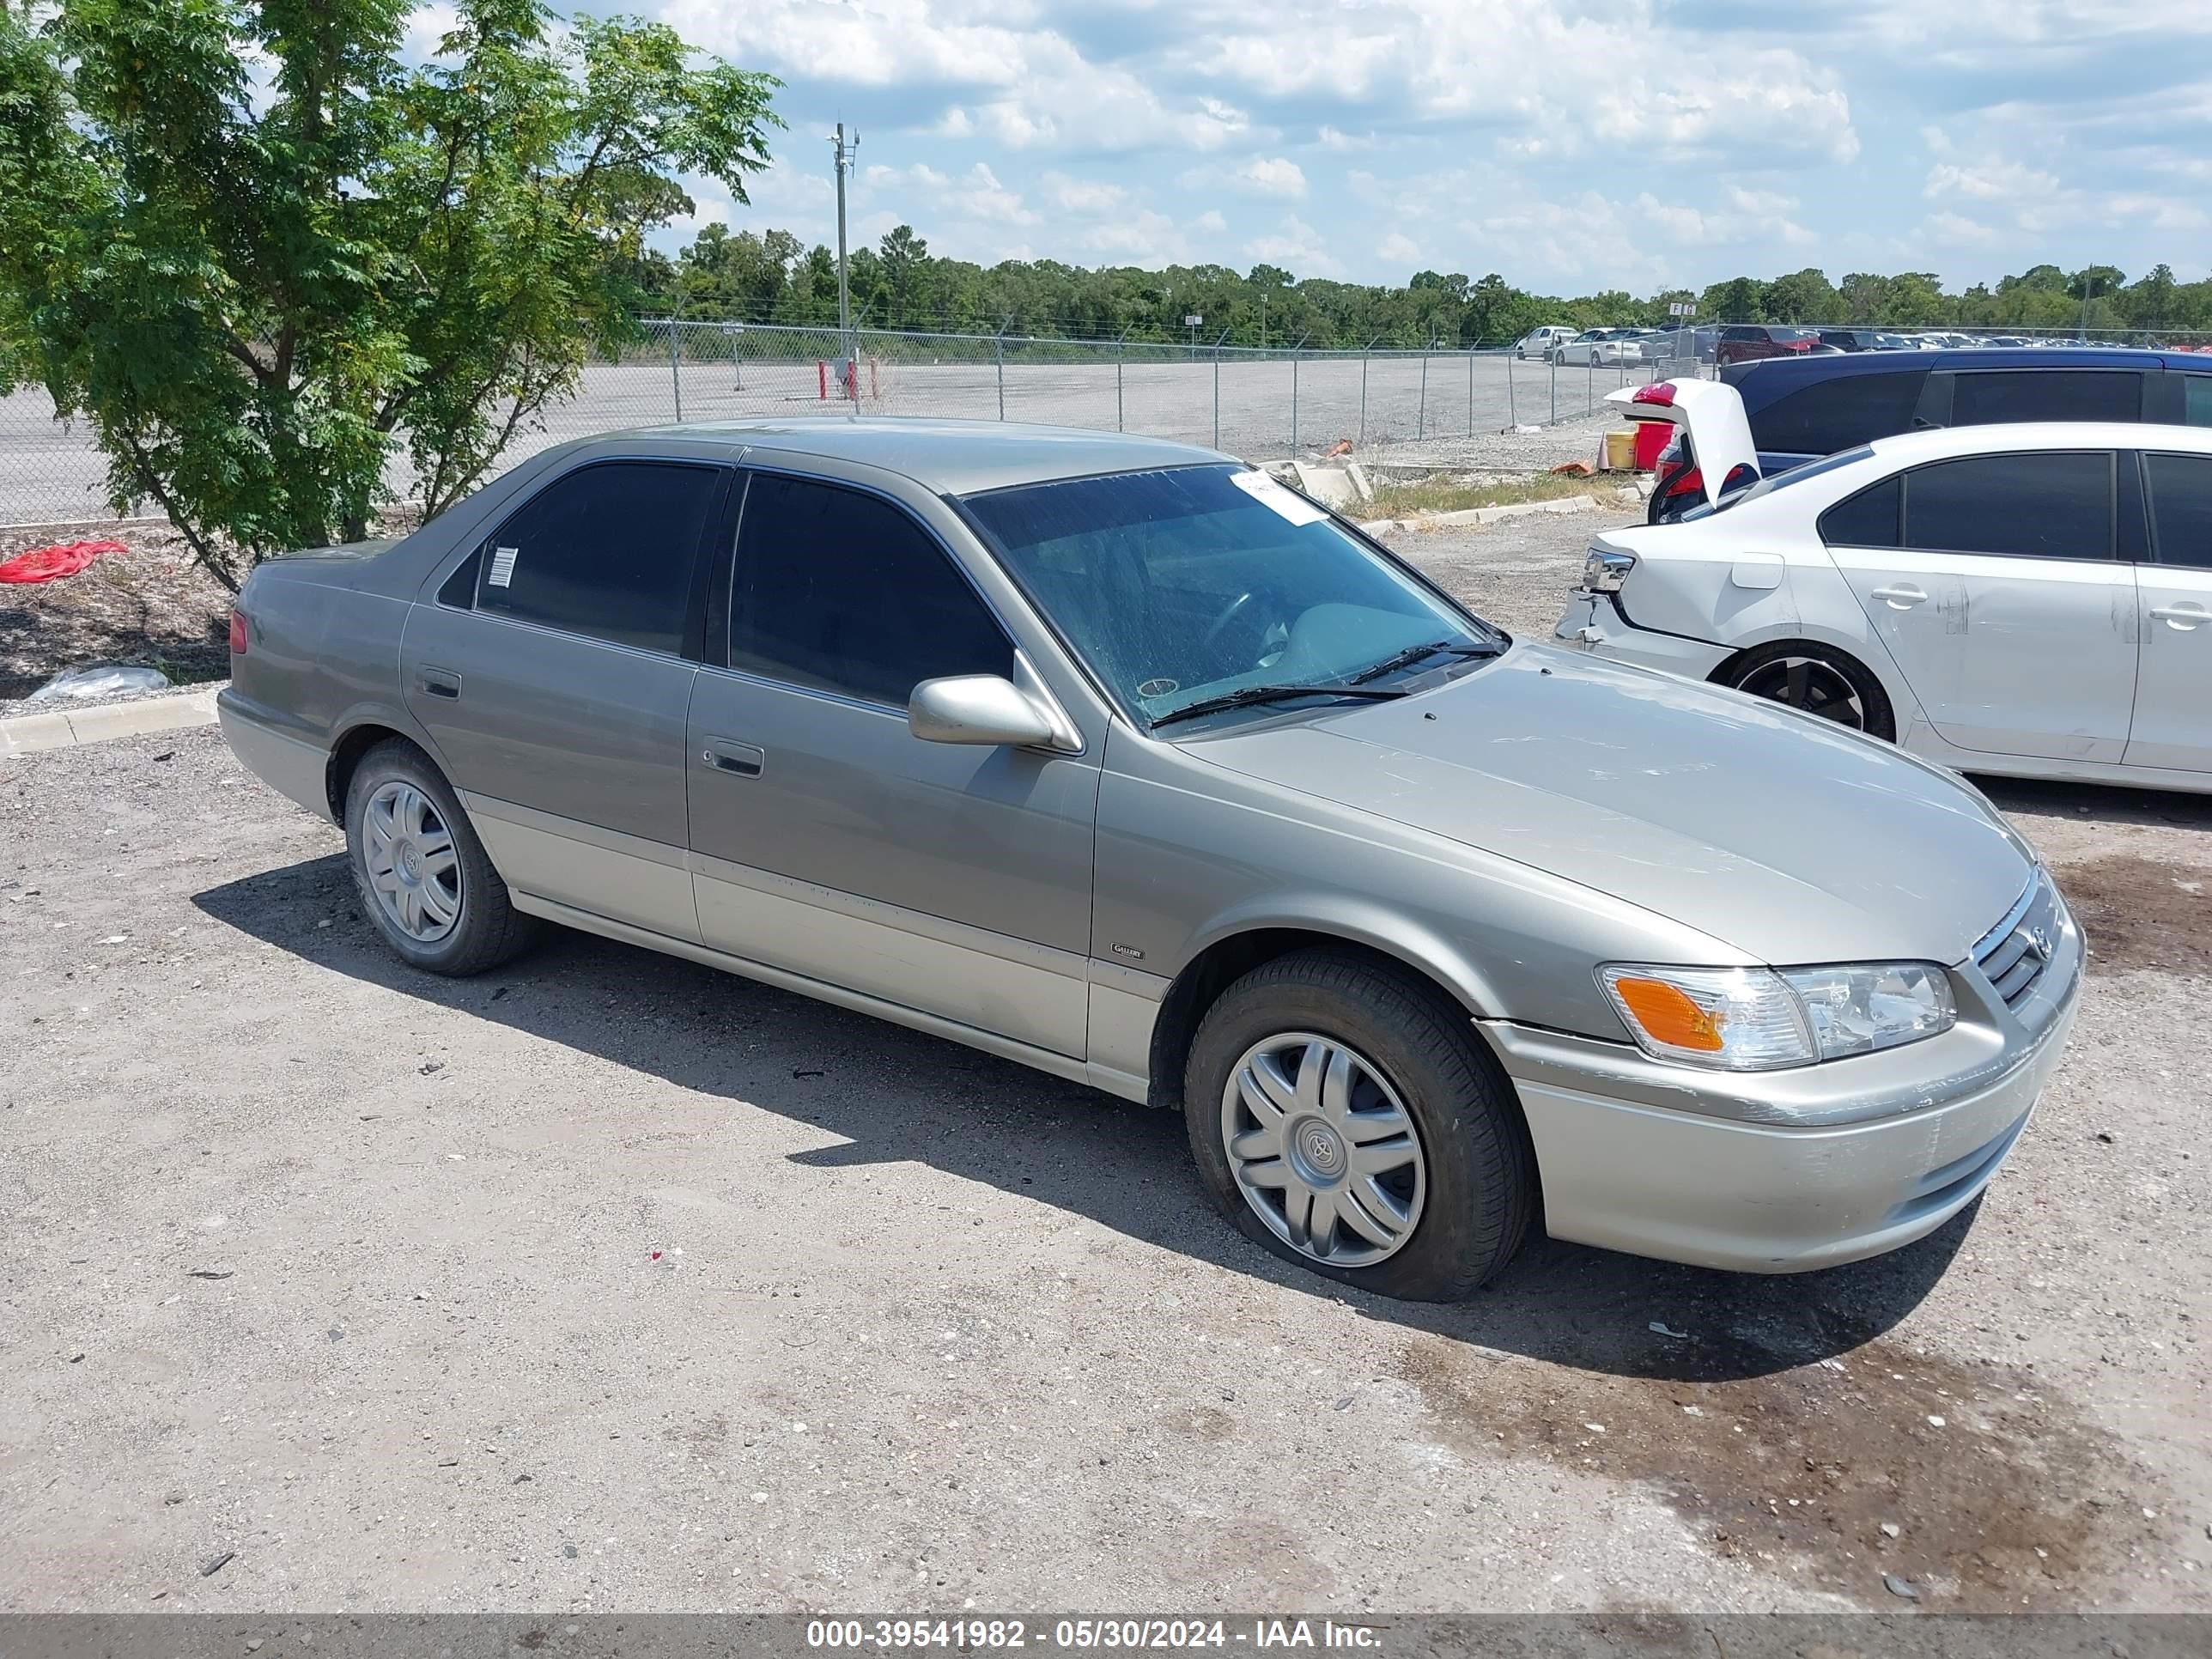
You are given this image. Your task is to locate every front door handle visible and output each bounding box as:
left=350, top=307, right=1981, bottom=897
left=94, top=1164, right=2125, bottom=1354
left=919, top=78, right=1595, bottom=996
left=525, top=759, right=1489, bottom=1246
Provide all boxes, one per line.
left=1869, top=584, right=1928, bottom=608
left=702, top=739, right=764, bottom=778
left=2149, top=604, right=2210, bottom=629
left=416, top=666, right=462, bottom=699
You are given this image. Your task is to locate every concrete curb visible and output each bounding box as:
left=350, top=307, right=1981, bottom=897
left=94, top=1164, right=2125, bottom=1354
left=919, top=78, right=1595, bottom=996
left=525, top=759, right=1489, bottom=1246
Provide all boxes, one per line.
left=1358, top=494, right=1600, bottom=535
left=0, top=685, right=222, bottom=756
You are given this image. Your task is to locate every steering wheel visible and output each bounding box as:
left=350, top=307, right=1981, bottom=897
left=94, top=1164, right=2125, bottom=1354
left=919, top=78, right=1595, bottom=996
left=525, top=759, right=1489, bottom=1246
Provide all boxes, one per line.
left=1200, top=590, right=1259, bottom=656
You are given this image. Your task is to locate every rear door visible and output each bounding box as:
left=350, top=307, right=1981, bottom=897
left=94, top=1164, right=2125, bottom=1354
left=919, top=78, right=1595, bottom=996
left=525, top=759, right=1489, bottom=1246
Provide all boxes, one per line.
left=1824, top=450, right=2138, bottom=762
left=403, top=459, right=727, bottom=940
left=2124, top=450, right=2212, bottom=774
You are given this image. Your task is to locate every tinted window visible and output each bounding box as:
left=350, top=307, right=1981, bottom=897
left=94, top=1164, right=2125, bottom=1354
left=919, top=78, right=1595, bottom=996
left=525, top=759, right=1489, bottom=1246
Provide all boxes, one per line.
left=729, top=473, right=1011, bottom=705
left=1819, top=477, right=1902, bottom=547
left=2146, top=453, right=2212, bottom=568
left=1751, top=370, right=1925, bottom=455
left=1948, top=370, right=2141, bottom=426
left=2185, top=376, right=2212, bottom=428
left=1903, top=453, right=2114, bottom=560
left=477, top=463, right=720, bottom=653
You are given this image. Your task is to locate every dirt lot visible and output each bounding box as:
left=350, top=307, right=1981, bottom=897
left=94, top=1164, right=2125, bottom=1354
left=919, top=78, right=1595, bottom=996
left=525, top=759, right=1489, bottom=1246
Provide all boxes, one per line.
left=2, top=508, right=2208, bottom=1615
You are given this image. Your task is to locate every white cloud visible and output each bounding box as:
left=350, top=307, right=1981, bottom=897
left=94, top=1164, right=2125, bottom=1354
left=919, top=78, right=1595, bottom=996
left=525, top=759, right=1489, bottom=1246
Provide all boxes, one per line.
left=1726, top=185, right=1801, bottom=217
left=1192, top=210, right=1227, bottom=234
left=1233, top=156, right=1307, bottom=198
left=1045, top=173, right=1129, bottom=215
left=1377, top=232, right=1421, bottom=267
left=1243, top=215, right=1342, bottom=277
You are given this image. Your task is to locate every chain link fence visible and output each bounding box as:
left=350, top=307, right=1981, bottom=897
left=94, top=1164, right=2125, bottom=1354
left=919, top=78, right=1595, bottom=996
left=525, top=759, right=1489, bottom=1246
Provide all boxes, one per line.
left=70, top=315, right=2212, bottom=527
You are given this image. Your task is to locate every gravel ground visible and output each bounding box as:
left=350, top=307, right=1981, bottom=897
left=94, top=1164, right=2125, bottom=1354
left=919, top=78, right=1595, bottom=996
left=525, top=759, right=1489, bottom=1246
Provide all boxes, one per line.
left=2, top=506, right=2207, bottom=1616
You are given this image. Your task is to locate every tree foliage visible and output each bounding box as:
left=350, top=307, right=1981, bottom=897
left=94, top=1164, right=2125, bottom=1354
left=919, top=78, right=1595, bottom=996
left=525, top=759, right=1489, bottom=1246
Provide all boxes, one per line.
left=0, top=0, right=778, bottom=584
left=656, top=215, right=2212, bottom=358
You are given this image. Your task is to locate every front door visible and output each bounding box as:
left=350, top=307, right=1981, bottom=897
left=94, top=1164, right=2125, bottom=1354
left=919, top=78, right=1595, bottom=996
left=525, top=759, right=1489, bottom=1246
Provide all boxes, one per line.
left=684, top=470, right=1100, bottom=1059
left=2125, top=450, right=2212, bottom=774
left=402, top=459, right=727, bottom=939
left=1829, top=449, right=2136, bottom=763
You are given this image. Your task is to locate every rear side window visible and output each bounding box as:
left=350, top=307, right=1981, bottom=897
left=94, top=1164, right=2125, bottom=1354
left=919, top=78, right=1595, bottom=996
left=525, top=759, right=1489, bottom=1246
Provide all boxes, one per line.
left=729, top=473, right=1012, bottom=706
left=1948, top=370, right=2141, bottom=426
left=1751, top=371, right=1925, bottom=456
left=1819, top=477, right=1902, bottom=548
left=1902, top=453, right=2114, bottom=560
left=2146, top=453, right=2212, bottom=568
left=476, top=462, right=721, bottom=653
left=2185, top=376, right=2212, bottom=428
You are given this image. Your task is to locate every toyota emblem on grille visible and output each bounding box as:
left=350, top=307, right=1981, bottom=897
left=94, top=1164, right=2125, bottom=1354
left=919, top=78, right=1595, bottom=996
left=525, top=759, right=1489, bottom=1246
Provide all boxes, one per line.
left=2026, top=924, right=2053, bottom=963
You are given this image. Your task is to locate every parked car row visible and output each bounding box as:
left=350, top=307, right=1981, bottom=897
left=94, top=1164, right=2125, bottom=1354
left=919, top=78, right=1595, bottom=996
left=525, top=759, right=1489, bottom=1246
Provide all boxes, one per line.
left=217, top=412, right=2082, bottom=1304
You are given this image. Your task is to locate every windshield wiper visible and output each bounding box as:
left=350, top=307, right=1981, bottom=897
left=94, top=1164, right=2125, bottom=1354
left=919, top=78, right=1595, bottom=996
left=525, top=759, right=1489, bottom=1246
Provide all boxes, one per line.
left=1348, top=638, right=1501, bottom=684
left=1150, top=683, right=1409, bottom=729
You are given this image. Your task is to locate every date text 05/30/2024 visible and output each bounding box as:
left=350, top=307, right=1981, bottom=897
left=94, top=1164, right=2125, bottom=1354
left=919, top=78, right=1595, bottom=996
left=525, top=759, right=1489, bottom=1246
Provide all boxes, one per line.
left=805, top=1620, right=1384, bottom=1650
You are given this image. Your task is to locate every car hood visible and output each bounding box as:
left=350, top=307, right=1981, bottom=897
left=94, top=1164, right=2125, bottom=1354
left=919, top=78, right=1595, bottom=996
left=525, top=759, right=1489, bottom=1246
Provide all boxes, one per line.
left=1185, top=644, right=2033, bottom=967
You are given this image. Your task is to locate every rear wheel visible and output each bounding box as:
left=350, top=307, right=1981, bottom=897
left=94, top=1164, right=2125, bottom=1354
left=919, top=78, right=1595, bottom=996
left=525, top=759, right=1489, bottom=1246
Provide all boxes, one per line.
left=344, top=738, right=538, bottom=975
left=1715, top=641, right=1896, bottom=741
left=1183, top=950, right=1535, bottom=1302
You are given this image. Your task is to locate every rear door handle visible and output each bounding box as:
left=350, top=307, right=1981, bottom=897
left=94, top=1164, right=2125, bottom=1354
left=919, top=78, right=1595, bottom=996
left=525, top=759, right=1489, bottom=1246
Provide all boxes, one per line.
left=702, top=738, right=764, bottom=778
left=1869, top=585, right=1927, bottom=608
left=2149, top=604, right=2210, bottom=629
left=416, top=666, right=462, bottom=699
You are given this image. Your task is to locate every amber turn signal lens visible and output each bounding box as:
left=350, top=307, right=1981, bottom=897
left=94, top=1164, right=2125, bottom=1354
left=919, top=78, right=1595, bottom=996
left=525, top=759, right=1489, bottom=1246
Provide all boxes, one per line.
left=1609, top=975, right=1726, bottom=1052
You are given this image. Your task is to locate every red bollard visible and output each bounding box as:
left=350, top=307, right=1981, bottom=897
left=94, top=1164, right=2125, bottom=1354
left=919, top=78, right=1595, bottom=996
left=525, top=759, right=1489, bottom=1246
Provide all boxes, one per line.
left=817, top=361, right=828, bottom=400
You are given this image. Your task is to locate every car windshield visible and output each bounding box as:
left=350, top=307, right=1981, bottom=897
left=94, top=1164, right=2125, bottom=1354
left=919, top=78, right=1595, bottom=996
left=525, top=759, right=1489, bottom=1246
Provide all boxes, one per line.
left=962, top=465, right=1503, bottom=726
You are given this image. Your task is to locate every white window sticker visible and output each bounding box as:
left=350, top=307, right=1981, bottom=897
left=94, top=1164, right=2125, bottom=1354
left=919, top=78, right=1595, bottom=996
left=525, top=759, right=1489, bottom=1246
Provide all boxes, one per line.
left=1227, top=469, right=1328, bottom=527
left=487, top=545, right=519, bottom=588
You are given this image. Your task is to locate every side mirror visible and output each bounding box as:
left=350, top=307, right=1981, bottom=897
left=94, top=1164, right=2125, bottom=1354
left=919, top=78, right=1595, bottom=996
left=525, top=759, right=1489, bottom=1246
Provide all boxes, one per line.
left=908, top=675, right=1059, bottom=748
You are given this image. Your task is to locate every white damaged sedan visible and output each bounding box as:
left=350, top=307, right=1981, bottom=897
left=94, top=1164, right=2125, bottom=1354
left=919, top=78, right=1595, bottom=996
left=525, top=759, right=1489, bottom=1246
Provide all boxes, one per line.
left=1556, top=380, right=2212, bottom=793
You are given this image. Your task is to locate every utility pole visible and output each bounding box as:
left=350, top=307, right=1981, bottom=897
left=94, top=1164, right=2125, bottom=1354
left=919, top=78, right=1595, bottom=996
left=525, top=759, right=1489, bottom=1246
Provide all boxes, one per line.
left=830, top=124, right=860, bottom=373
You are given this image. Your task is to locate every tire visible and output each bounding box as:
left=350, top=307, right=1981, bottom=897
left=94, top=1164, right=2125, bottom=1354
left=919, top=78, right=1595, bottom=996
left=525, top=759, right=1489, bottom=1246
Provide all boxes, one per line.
left=1713, top=641, right=1897, bottom=742
left=1183, top=950, right=1536, bottom=1302
left=343, top=738, right=538, bottom=975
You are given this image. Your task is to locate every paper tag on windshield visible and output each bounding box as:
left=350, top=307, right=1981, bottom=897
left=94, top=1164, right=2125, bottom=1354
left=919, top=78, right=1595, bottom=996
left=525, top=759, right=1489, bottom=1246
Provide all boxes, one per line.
left=487, top=545, right=519, bottom=588
left=1228, top=469, right=1328, bottom=527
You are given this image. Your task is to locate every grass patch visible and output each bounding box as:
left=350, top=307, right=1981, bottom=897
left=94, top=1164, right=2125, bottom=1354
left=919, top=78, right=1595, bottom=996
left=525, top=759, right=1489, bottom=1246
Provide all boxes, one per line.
left=1364, top=471, right=1598, bottom=519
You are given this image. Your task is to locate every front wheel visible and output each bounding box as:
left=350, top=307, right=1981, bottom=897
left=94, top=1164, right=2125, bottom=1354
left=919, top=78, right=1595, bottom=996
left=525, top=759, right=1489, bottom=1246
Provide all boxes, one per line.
left=343, top=738, right=538, bottom=975
left=1183, top=951, right=1535, bottom=1301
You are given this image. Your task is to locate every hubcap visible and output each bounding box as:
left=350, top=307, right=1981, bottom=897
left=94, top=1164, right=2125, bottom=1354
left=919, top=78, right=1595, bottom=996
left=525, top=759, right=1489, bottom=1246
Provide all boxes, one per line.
left=1219, top=1032, right=1427, bottom=1268
left=1734, top=655, right=1866, bottom=729
left=362, top=781, right=463, bottom=944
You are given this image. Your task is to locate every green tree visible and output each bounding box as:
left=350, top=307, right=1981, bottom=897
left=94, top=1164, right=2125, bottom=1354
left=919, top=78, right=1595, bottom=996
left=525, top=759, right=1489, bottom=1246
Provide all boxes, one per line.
left=0, top=0, right=779, bottom=586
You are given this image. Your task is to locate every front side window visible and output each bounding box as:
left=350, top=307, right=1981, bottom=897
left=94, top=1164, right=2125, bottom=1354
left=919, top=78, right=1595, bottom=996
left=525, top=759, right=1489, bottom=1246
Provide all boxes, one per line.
left=1903, top=453, right=2114, bottom=560
left=729, top=472, right=1012, bottom=706
left=475, top=462, right=721, bottom=653
left=963, top=465, right=1498, bottom=724
left=1949, top=370, right=2141, bottom=426
left=2146, top=453, right=2212, bottom=569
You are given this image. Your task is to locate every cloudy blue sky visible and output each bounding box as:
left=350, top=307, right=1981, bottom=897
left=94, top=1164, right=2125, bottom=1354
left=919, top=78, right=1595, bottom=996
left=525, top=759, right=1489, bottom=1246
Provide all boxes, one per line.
left=430, top=0, right=2212, bottom=292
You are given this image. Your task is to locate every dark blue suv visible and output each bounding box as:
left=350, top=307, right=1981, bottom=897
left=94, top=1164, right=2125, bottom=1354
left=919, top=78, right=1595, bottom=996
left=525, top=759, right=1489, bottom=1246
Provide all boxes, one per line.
left=1648, top=348, right=2212, bottom=522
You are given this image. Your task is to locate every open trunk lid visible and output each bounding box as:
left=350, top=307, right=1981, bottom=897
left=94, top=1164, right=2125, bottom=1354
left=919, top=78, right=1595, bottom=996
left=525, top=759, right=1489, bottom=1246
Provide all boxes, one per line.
left=1605, top=380, right=1759, bottom=507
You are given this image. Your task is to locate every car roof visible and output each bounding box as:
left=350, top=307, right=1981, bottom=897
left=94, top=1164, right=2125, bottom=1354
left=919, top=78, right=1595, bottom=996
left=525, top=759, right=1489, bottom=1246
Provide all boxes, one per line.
left=1726, top=344, right=2189, bottom=405
left=1863, top=420, right=2212, bottom=465
left=615, top=416, right=1229, bottom=495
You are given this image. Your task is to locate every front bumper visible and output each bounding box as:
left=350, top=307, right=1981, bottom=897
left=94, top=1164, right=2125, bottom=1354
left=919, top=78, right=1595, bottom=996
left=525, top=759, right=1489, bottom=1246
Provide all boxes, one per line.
left=1552, top=590, right=1735, bottom=680
left=1487, top=890, right=2084, bottom=1273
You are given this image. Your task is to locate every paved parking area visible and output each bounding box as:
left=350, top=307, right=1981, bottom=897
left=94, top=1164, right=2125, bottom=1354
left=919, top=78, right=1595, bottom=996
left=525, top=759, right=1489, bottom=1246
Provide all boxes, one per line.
left=2, top=511, right=2208, bottom=1614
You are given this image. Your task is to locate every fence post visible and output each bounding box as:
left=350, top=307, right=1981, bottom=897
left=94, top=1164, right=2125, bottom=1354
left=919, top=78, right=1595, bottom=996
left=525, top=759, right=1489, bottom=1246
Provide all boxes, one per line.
left=1549, top=356, right=1557, bottom=425
left=669, top=321, right=684, bottom=423
left=1418, top=341, right=1429, bottom=440
left=1359, top=336, right=1381, bottom=448
left=1468, top=349, right=1474, bottom=435
left=1115, top=326, right=1130, bottom=433
left=995, top=328, right=1006, bottom=421
left=1211, top=328, right=1230, bottom=450
left=1289, top=332, right=1308, bottom=453
left=1506, top=350, right=1517, bottom=429
left=1586, top=353, right=1594, bottom=416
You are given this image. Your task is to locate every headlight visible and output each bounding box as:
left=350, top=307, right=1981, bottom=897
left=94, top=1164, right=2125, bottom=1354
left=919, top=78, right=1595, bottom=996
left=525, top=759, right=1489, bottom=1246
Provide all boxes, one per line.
left=1598, top=962, right=1954, bottom=1071
left=1583, top=548, right=1635, bottom=592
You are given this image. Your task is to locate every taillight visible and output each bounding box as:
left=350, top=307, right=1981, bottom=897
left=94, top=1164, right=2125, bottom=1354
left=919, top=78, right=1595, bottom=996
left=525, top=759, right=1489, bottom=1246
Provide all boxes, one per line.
left=1659, top=462, right=1704, bottom=500
left=1632, top=381, right=1677, bottom=405
left=228, top=609, right=248, bottom=654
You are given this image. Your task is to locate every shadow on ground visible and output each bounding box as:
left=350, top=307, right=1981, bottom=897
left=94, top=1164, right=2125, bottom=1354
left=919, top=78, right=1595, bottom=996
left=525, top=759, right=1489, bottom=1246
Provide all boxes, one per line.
left=195, top=852, right=1970, bottom=1392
